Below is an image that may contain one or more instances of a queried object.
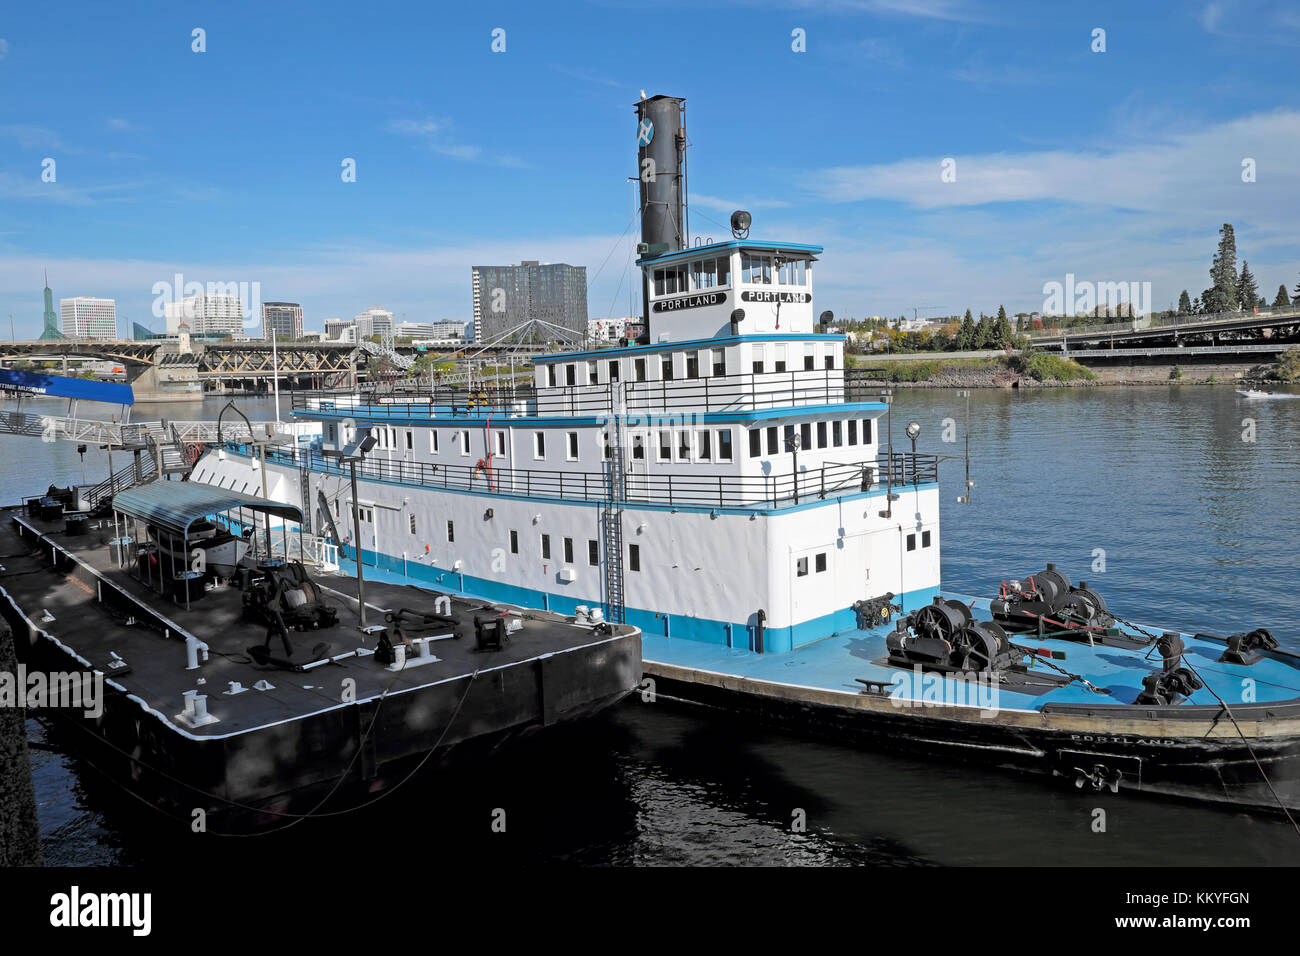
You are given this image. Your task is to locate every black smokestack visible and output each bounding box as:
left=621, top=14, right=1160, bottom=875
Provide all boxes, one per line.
left=635, top=95, right=686, bottom=342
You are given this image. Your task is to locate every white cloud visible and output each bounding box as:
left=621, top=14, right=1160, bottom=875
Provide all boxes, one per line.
left=0, top=38, right=9, bottom=60
left=0, top=124, right=64, bottom=150
left=386, top=117, right=531, bottom=169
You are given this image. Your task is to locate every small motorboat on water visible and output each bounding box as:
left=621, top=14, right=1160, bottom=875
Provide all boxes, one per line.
left=1237, top=388, right=1273, bottom=397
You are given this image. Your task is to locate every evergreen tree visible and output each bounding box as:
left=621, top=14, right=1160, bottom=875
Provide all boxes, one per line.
left=1177, top=290, right=1192, bottom=315
left=1237, top=261, right=1259, bottom=311
left=1293, top=272, right=1300, bottom=301
left=955, top=309, right=976, bottom=350
left=993, top=305, right=1013, bottom=348
left=1274, top=284, right=1291, bottom=309
left=974, top=312, right=994, bottom=348
left=1206, top=223, right=1239, bottom=313
left=1191, top=295, right=1202, bottom=314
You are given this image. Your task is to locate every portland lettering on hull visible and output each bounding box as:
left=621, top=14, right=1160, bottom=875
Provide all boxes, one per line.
left=653, top=292, right=726, bottom=313
left=740, top=290, right=811, bottom=304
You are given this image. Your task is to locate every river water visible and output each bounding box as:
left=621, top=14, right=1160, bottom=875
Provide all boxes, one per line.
left=6, top=385, right=1300, bottom=866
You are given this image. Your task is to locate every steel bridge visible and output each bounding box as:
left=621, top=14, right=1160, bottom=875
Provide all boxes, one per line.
left=1029, top=307, right=1300, bottom=354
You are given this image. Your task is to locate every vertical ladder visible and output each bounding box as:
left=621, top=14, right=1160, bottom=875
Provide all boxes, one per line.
left=299, top=465, right=313, bottom=535
left=600, top=385, right=627, bottom=624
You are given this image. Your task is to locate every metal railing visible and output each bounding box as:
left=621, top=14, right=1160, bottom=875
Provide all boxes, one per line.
left=232, top=442, right=938, bottom=510
left=289, top=368, right=888, bottom=420
left=1029, top=305, right=1300, bottom=341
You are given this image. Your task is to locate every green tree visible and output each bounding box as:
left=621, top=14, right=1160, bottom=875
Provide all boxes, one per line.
left=1177, top=290, right=1192, bottom=315
left=974, top=312, right=994, bottom=348
left=1293, top=272, right=1300, bottom=301
left=1205, top=223, right=1240, bottom=314
left=1274, top=284, right=1291, bottom=309
left=954, top=309, right=976, bottom=350
left=992, top=305, right=1013, bottom=349
left=1237, top=261, right=1259, bottom=311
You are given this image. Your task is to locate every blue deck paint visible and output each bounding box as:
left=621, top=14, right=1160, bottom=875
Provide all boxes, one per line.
left=332, top=550, right=1300, bottom=710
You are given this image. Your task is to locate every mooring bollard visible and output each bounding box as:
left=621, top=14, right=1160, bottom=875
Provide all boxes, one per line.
left=0, top=623, right=44, bottom=866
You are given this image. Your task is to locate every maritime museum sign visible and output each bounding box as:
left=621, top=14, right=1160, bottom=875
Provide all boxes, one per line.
left=741, top=291, right=811, bottom=304
left=653, top=291, right=727, bottom=313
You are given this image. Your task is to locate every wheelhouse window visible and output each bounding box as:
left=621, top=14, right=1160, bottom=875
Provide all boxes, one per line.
left=777, top=259, right=807, bottom=286
left=654, top=264, right=688, bottom=295
left=742, top=254, right=772, bottom=284
left=688, top=256, right=730, bottom=290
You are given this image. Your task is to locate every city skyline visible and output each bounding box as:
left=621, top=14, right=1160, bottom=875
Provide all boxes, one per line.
left=2, top=2, right=1299, bottom=338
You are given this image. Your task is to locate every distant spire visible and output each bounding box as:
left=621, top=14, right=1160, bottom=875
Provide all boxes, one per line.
left=44, top=268, right=49, bottom=290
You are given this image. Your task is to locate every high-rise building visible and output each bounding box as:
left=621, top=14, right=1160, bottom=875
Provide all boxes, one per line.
left=353, top=306, right=395, bottom=340
left=60, top=297, right=118, bottom=340
left=164, top=293, right=243, bottom=337
left=471, top=261, right=587, bottom=344
left=39, top=271, right=63, bottom=340
left=261, top=301, right=303, bottom=340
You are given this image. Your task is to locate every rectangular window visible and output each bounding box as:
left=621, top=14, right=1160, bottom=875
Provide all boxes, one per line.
left=717, top=255, right=730, bottom=286
left=608, top=360, right=619, bottom=381
left=862, top=418, right=873, bottom=444
left=409, top=513, right=417, bottom=535
left=534, top=432, right=546, bottom=459
left=685, top=351, right=699, bottom=379
left=661, top=355, right=674, bottom=380
left=783, top=424, right=795, bottom=452
left=632, top=433, right=645, bottom=460
left=587, top=361, right=598, bottom=385
left=634, top=357, right=646, bottom=382
left=749, top=428, right=762, bottom=458
left=815, top=552, right=827, bottom=573
left=459, top=431, right=470, bottom=456
left=922, top=530, right=932, bottom=548
left=800, top=422, right=812, bottom=450
left=711, top=348, right=725, bottom=377
left=658, top=430, right=672, bottom=461
left=547, top=365, right=557, bottom=387
left=833, top=421, right=843, bottom=447
left=510, top=529, right=519, bottom=554
left=429, top=429, right=439, bottom=453
left=848, top=420, right=858, bottom=445
left=774, top=345, right=787, bottom=372
left=563, top=537, right=574, bottom=564
left=817, top=422, right=827, bottom=449
left=718, top=429, right=733, bottom=461
left=824, top=352, right=834, bottom=370
left=566, top=432, right=579, bottom=461
left=796, top=556, right=809, bottom=577
left=906, top=533, right=917, bottom=552
left=588, top=540, right=598, bottom=567
left=804, top=344, right=815, bottom=371
left=495, top=431, right=506, bottom=456
left=629, top=543, right=640, bottom=572
left=447, top=520, right=455, bottom=543
left=541, top=534, right=551, bottom=560
left=405, top=429, right=414, bottom=450
left=677, top=430, right=691, bottom=461
left=566, top=364, right=576, bottom=386
left=752, top=345, right=765, bottom=374
left=699, top=430, right=712, bottom=461
left=766, top=426, right=778, bottom=455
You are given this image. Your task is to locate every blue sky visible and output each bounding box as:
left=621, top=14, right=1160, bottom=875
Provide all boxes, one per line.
left=2, top=0, right=1298, bottom=337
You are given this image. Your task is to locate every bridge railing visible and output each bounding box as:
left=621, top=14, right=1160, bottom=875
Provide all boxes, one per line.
left=1028, top=305, right=1300, bottom=341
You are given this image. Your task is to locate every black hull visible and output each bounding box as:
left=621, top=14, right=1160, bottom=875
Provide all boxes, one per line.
left=647, top=667, right=1300, bottom=814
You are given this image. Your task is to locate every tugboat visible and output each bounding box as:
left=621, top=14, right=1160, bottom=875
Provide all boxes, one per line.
left=185, top=93, right=1300, bottom=815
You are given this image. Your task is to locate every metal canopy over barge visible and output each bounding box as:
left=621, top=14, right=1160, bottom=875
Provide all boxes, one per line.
left=0, top=489, right=640, bottom=831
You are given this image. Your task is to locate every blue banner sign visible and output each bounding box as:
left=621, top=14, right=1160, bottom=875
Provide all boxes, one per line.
left=0, top=368, right=135, bottom=405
